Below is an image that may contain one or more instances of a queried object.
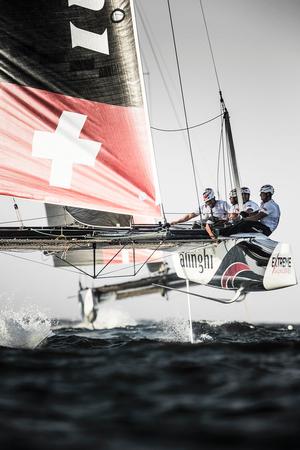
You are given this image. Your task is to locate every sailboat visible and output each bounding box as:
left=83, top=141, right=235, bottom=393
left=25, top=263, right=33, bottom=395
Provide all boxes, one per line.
left=0, top=0, right=297, bottom=319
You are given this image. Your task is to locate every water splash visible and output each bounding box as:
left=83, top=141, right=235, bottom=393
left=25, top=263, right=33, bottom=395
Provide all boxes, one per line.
left=87, top=307, right=137, bottom=330
left=196, top=333, right=214, bottom=343
left=160, top=318, right=195, bottom=343
left=0, top=305, right=52, bottom=349
left=208, top=320, right=229, bottom=328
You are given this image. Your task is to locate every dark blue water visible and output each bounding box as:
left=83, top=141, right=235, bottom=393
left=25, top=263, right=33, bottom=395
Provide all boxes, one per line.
left=0, top=320, right=300, bottom=450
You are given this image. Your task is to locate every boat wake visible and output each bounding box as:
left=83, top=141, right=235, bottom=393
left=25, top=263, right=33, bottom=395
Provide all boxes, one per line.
left=0, top=305, right=52, bottom=349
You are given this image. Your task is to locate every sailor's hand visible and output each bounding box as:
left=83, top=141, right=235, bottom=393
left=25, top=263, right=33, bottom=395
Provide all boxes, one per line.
left=163, top=222, right=171, bottom=228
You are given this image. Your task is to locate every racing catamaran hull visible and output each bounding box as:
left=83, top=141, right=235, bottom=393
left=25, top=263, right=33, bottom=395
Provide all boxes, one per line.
left=173, top=234, right=297, bottom=292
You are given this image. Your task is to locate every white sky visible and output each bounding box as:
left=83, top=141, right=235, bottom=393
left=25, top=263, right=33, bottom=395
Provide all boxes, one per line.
left=0, top=0, right=299, bottom=323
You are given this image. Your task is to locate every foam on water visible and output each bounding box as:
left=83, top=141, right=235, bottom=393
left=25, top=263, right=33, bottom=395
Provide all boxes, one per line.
left=0, top=304, right=52, bottom=349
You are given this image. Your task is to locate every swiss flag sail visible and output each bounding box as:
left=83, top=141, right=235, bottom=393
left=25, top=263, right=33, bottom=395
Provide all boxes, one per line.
left=0, top=0, right=160, bottom=219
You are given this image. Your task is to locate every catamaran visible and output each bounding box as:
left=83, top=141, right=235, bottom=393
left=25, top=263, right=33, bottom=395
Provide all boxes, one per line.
left=0, top=0, right=297, bottom=322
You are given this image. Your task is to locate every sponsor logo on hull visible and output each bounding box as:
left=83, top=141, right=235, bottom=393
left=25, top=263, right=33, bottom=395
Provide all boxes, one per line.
left=179, top=249, right=214, bottom=273
left=264, top=243, right=297, bottom=290
left=173, top=243, right=224, bottom=286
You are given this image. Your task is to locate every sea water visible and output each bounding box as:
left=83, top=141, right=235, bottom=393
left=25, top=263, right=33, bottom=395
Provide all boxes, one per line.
left=0, top=308, right=299, bottom=449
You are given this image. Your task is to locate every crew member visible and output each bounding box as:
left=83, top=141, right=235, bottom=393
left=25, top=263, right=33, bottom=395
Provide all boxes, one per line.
left=219, top=184, right=280, bottom=237
left=228, top=188, right=239, bottom=222
left=170, top=188, right=229, bottom=227
left=228, top=187, right=259, bottom=222
left=240, top=186, right=259, bottom=216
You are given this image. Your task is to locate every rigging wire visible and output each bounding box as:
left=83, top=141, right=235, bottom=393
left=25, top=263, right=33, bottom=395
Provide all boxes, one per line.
left=200, top=0, right=244, bottom=210
left=166, top=0, right=202, bottom=222
left=199, top=0, right=237, bottom=201
left=134, top=1, right=168, bottom=223
left=136, top=2, right=186, bottom=133
left=151, top=112, right=222, bottom=132
left=199, top=0, right=228, bottom=199
left=199, top=0, right=222, bottom=95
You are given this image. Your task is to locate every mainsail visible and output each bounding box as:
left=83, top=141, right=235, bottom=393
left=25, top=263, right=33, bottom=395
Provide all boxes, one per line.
left=0, top=0, right=160, bottom=219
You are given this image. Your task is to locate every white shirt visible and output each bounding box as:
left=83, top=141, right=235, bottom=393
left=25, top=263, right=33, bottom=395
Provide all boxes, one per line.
left=259, top=199, right=281, bottom=232
left=243, top=200, right=259, bottom=212
left=229, top=203, right=239, bottom=214
left=195, top=200, right=229, bottom=222
left=229, top=201, right=259, bottom=214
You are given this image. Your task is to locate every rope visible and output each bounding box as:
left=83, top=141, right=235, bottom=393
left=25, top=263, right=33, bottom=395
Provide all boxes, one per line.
left=151, top=113, right=222, bottom=132
left=167, top=0, right=202, bottom=223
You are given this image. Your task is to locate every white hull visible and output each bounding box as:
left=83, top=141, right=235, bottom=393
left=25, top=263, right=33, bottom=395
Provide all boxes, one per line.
left=172, top=234, right=297, bottom=292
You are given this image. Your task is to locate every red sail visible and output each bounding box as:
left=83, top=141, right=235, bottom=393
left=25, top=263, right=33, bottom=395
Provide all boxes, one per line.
left=0, top=0, right=160, bottom=219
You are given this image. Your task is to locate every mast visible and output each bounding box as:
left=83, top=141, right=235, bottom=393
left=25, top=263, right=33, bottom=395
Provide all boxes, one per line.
left=220, top=92, right=243, bottom=211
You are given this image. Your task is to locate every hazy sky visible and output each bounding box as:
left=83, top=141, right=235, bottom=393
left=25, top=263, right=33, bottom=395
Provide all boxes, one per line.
left=0, top=0, right=300, bottom=322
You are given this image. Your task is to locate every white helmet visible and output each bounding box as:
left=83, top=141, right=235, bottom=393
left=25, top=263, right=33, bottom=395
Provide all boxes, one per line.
left=241, top=187, right=250, bottom=195
left=260, top=184, right=274, bottom=195
left=203, top=188, right=215, bottom=202
left=229, top=188, right=237, bottom=198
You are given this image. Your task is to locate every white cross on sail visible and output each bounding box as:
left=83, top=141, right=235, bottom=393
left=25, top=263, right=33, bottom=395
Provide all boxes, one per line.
left=32, top=111, right=101, bottom=188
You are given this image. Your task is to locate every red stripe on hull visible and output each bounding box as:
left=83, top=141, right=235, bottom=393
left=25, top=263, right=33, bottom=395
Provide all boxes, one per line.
left=0, top=83, right=160, bottom=217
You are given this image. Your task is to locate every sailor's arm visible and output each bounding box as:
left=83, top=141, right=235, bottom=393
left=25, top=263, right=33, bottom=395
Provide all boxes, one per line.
left=170, top=212, right=198, bottom=225
left=245, top=211, right=267, bottom=222
left=240, top=208, right=254, bottom=218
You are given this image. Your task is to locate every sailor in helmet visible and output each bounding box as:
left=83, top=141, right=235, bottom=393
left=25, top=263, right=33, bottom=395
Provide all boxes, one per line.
left=219, top=184, right=280, bottom=236
left=228, top=187, right=259, bottom=222
left=254, top=184, right=281, bottom=233
left=241, top=187, right=259, bottom=215
left=170, top=188, right=229, bottom=227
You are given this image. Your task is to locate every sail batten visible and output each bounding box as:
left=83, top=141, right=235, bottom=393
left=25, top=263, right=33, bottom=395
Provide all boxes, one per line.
left=0, top=0, right=161, bottom=220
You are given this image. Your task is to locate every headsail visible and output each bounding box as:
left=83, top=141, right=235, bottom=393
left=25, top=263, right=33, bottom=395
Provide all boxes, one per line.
left=0, top=0, right=160, bottom=219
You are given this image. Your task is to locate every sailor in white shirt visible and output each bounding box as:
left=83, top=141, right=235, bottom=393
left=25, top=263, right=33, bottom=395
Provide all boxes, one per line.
left=200, top=188, right=229, bottom=224
left=170, top=188, right=229, bottom=226
left=219, top=185, right=280, bottom=237
left=257, top=188, right=281, bottom=232
left=228, top=187, right=259, bottom=222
